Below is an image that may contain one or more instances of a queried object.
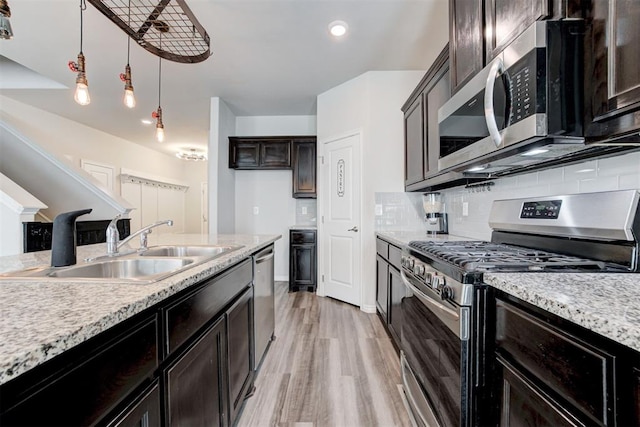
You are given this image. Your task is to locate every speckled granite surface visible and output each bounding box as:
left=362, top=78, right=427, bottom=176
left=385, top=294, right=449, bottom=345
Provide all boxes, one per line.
left=376, top=231, right=475, bottom=248
left=0, top=233, right=280, bottom=385
left=484, top=273, right=640, bottom=353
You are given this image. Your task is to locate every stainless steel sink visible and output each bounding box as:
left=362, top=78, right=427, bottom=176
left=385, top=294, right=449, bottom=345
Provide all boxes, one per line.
left=49, top=258, right=194, bottom=280
left=139, top=245, right=242, bottom=258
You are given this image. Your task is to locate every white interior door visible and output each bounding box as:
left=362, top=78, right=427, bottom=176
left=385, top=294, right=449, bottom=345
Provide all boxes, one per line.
left=321, top=133, right=361, bottom=306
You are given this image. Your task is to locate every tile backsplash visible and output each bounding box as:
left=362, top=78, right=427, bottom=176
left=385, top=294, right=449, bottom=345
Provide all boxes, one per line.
left=375, top=150, right=640, bottom=240
left=295, top=199, right=317, bottom=226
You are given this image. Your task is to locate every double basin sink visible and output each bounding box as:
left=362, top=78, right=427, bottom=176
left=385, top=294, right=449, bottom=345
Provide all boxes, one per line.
left=0, top=245, right=243, bottom=284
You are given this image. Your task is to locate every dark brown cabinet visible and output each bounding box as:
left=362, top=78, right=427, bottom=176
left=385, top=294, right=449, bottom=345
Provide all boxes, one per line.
left=229, top=137, right=291, bottom=169
left=375, top=237, right=402, bottom=348
left=584, top=0, right=640, bottom=142
left=449, top=0, right=484, bottom=93
left=292, top=139, right=317, bottom=198
left=404, top=94, right=425, bottom=186
left=167, top=316, right=228, bottom=427
left=107, top=382, right=162, bottom=427
left=289, top=229, right=317, bottom=292
left=226, top=286, right=254, bottom=426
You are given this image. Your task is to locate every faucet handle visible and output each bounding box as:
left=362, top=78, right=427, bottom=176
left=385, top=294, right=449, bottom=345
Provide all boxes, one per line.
left=106, top=214, right=122, bottom=254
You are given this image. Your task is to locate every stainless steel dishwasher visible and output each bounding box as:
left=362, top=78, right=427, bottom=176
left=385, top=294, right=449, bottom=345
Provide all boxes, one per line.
left=253, top=245, right=275, bottom=370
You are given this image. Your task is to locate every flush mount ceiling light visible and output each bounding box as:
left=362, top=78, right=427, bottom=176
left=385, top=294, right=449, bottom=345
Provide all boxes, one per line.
left=176, top=148, right=207, bottom=161
left=328, top=20, right=348, bottom=37
left=87, top=0, right=211, bottom=63
left=68, top=0, right=90, bottom=105
left=119, top=0, right=135, bottom=108
left=141, top=118, right=153, bottom=125
left=0, top=0, right=13, bottom=40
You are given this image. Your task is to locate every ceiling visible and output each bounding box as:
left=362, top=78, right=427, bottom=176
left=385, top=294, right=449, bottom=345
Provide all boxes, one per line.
left=0, top=0, right=449, bottom=157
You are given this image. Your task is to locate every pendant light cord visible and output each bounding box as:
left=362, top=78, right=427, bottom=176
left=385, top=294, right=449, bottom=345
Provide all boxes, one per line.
left=79, top=0, right=86, bottom=53
left=126, top=0, right=131, bottom=64
left=158, top=32, right=162, bottom=108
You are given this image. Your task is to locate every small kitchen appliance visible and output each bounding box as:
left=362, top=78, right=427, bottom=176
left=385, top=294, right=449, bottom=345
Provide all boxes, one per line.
left=422, top=192, right=448, bottom=235
left=400, top=189, right=640, bottom=427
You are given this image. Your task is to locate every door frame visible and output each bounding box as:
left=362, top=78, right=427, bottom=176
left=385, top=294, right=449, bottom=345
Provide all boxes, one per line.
left=317, top=129, right=366, bottom=309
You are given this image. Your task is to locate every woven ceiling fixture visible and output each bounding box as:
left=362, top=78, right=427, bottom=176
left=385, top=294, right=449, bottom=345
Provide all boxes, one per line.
left=87, top=0, right=211, bottom=64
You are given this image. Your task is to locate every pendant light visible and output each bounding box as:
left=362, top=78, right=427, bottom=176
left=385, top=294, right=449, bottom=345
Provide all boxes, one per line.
left=152, top=25, right=167, bottom=142
left=0, top=0, right=13, bottom=40
left=68, top=0, right=90, bottom=105
left=119, top=0, right=135, bottom=108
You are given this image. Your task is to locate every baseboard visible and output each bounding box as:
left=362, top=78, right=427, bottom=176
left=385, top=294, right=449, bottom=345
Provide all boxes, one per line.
left=360, top=304, right=377, bottom=314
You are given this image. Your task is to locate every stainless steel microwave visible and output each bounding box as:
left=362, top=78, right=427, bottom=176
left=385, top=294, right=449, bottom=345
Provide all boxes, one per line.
left=438, top=20, right=586, bottom=175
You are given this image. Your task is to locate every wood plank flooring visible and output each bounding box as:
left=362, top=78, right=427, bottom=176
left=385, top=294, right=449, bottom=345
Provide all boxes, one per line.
left=237, top=282, right=412, bottom=427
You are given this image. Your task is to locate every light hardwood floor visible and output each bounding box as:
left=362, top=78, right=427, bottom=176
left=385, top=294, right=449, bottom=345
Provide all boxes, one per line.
left=237, top=282, right=412, bottom=427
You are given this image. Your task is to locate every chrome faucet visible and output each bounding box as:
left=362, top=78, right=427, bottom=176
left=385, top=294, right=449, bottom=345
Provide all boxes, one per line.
left=107, top=219, right=173, bottom=255
left=106, top=214, right=121, bottom=255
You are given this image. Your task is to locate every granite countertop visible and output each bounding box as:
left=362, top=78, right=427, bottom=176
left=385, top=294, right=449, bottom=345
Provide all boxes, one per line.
left=376, top=230, right=640, bottom=354
left=376, top=230, right=475, bottom=247
left=484, top=272, right=640, bottom=353
left=0, top=233, right=280, bottom=385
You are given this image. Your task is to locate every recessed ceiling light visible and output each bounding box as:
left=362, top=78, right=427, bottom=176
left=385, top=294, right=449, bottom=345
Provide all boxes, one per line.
left=521, top=148, right=549, bottom=156
left=141, top=119, right=153, bottom=125
left=328, top=20, right=348, bottom=37
left=466, top=166, right=486, bottom=172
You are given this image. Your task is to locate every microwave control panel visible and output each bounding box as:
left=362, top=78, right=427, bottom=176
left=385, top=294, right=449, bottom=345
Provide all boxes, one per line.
left=508, top=49, right=543, bottom=126
left=520, top=200, right=562, bottom=219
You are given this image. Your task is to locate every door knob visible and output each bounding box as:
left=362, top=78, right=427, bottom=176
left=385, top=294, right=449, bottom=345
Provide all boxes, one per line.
left=347, top=226, right=359, bottom=232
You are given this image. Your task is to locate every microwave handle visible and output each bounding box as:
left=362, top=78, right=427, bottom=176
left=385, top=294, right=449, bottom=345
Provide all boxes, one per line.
left=484, top=58, right=506, bottom=148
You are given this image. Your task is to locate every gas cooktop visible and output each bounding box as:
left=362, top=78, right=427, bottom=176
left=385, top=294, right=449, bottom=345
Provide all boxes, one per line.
left=408, top=241, right=615, bottom=273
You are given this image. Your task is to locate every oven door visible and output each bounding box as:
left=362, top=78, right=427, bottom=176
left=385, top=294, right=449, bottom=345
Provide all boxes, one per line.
left=400, top=270, right=469, bottom=427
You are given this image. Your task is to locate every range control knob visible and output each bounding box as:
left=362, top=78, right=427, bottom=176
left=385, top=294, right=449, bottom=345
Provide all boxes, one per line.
left=441, top=285, right=454, bottom=301
left=424, top=272, right=433, bottom=286
left=408, top=258, right=415, bottom=269
left=431, top=275, right=445, bottom=290
left=401, top=256, right=408, bottom=267
left=415, top=264, right=425, bottom=277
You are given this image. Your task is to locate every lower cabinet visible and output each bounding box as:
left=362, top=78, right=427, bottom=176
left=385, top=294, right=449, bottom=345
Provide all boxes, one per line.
left=227, top=286, right=254, bottom=425
left=108, top=382, right=162, bottom=427
left=166, top=316, right=228, bottom=427
left=289, top=229, right=317, bottom=292
left=375, top=236, right=402, bottom=349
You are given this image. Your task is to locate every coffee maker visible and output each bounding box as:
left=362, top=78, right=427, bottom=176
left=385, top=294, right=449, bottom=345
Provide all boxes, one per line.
left=422, top=192, right=448, bottom=234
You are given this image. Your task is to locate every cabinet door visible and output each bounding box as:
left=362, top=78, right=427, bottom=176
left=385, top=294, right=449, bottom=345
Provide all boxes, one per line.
left=632, top=367, right=640, bottom=427
left=167, top=316, right=228, bottom=427
left=485, top=0, right=549, bottom=61
left=496, top=356, right=586, bottom=426
left=449, top=0, right=484, bottom=93
left=388, top=266, right=404, bottom=345
left=585, top=0, right=640, bottom=140
left=292, top=141, right=317, bottom=198
left=260, top=141, right=291, bottom=168
left=290, top=243, right=316, bottom=287
left=107, top=382, right=161, bottom=427
left=232, top=142, right=260, bottom=168
left=404, top=94, right=426, bottom=186
left=227, top=286, right=254, bottom=426
left=425, top=65, right=450, bottom=176
left=376, top=255, right=389, bottom=321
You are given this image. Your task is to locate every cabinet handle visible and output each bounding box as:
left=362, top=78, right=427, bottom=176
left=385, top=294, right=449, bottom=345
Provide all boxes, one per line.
left=347, top=226, right=359, bottom=232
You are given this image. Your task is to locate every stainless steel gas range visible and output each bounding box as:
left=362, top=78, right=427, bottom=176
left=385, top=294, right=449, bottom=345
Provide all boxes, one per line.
left=400, top=189, right=640, bottom=427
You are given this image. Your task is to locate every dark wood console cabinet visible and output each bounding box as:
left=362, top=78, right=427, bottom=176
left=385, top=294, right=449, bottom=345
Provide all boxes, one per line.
left=289, top=229, right=317, bottom=292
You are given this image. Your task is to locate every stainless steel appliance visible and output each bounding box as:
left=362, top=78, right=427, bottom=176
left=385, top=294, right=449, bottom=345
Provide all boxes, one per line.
left=400, top=190, right=640, bottom=427
left=253, top=245, right=275, bottom=370
left=438, top=20, right=586, bottom=175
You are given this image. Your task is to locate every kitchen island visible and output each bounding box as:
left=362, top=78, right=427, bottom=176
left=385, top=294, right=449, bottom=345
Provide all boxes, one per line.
left=0, top=233, right=280, bottom=426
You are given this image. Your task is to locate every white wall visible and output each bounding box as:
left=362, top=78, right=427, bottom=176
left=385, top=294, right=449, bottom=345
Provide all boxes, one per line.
left=0, top=96, right=205, bottom=231
left=235, top=115, right=317, bottom=280
left=317, top=70, right=425, bottom=311
left=208, top=97, right=237, bottom=234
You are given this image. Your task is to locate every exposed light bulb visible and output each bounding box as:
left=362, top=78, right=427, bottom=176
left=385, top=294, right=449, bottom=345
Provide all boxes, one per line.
left=121, top=64, right=135, bottom=108
left=156, top=124, right=165, bottom=142
left=74, top=81, right=90, bottom=105
left=124, top=88, right=135, bottom=108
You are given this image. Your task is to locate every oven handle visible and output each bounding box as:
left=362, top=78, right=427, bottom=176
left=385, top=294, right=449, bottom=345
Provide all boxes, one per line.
left=401, top=271, right=460, bottom=323
left=484, top=57, right=510, bottom=148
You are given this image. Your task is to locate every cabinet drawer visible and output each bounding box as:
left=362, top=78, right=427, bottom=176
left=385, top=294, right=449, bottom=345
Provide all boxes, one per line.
left=376, top=238, right=389, bottom=259
left=388, top=244, right=402, bottom=269
left=495, top=299, right=615, bottom=424
left=165, top=259, right=252, bottom=355
left=291, top=230, right=316, bottom=244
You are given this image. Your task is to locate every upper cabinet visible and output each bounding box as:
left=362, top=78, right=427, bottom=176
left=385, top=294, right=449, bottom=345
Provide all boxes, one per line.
left=229, top=136, right=317, bottom=198
left=584, top=0, right=640, bottom=142
left=449, top=0, right=484, bottom=93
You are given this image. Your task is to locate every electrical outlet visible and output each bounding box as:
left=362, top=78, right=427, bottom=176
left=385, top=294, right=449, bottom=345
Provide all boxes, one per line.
left=302, top=206, right=308, bottom=215
left=462, top=202, right=469, bottom=217
left=253, top=206, right=259, bottom=215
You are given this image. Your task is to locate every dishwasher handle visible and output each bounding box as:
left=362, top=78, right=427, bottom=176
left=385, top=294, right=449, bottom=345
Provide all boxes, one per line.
left=255, top=247, right=274, bottom=264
